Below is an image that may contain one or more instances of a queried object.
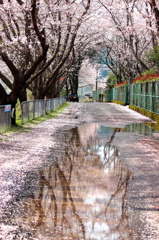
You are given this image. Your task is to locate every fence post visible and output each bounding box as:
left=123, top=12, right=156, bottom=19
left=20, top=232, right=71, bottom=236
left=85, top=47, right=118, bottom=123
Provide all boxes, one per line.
left=149, top=82, right=153, bottom=112
left=21, top=102, right=24, bottom=125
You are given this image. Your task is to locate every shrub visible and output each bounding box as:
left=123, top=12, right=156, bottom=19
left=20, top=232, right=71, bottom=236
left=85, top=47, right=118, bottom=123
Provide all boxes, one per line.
left=106, top=72, right=117, bottom=89
left=114, top=81, right=128, bottom=88
left=133, top=73, right=159, bottom=84
left=145, top=46, right=159, bottom=70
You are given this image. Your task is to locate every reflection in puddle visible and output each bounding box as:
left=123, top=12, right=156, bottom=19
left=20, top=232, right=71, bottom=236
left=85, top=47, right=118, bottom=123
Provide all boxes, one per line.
left=125, top=122, right=159, bottom=136
left=13, top=124, right=133, bottom=239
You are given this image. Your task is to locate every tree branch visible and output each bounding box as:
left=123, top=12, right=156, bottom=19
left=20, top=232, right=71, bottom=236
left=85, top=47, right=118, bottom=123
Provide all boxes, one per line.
left=0, top=52, right=19, bottom=76
left=31, top=0, right=48, bottom=51
left=0, top=71, right=13, bottom=89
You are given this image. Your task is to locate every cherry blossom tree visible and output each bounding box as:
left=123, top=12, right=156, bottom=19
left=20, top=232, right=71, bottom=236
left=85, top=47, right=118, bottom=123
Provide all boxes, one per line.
left=0, top=0, right=91, bottom=124
left=148, top=0, right=159, bottom=37
left=91, top=0, right=159, bottom=83
left=0, top=0, right=159, bottom=123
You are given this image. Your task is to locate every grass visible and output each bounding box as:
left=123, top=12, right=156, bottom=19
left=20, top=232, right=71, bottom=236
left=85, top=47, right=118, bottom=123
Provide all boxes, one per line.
left=83, top=98, right=94, bottom=102
left=0, top=102, right=70, bottom=138
left=1, top=124, right=31, bottom=138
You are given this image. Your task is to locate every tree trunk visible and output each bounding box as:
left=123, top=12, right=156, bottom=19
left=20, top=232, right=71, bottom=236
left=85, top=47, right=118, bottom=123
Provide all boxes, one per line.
left=10, top=100, right=16, bottom=125
left=10, top=77, right=20, bottom=126
left=19, top=89, right=27, bottom=103
left=0, top=84, right=8, bottom=105
left=149, top=0, right=159, bottom=37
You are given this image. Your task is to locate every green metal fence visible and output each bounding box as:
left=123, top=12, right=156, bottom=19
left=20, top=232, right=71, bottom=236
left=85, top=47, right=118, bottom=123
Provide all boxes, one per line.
left=94, top=80, right=159, bottom=116
left=113, top=85, right=128, bottom=104
left=104, top=85, right=128, bottom=104
left=130, top=81, right=159, bottom=114
left=93, top=91, right=100, bottom=101
left=105, top=89, right=113, bottom=102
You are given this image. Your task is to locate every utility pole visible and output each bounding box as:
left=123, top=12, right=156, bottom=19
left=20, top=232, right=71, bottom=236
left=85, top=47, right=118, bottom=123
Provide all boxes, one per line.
left=96, top=65, right=98, bottom=91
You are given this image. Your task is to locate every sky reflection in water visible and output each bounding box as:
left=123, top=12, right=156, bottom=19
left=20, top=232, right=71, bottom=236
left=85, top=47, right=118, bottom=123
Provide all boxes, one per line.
left=14, top=123, right=135, bottom=239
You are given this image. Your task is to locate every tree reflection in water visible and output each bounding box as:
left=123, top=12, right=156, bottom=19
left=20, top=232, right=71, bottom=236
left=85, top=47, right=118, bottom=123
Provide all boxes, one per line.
left=15, top=124, right=133, bottom=240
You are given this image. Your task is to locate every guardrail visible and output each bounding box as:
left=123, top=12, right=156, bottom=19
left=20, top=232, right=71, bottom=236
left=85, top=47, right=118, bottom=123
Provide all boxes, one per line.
left=21, top=97, right=65, bottom=124
left=0, top=105, right=11, bottom=132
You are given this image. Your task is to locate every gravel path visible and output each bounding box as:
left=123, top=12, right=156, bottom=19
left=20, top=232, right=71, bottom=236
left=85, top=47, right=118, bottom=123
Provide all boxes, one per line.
left=0, top=102, right=158, bottom=239
left=0, top=103, right=83, bottom=238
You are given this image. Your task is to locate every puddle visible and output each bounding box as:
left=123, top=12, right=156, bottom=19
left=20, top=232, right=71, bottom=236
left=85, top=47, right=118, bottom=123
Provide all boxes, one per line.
left=125, top=122, right=159, bottom=136
left=9, top=123, right=159, bottom=239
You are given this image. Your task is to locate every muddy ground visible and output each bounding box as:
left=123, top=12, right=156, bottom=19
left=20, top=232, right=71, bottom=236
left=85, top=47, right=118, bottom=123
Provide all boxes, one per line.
left=0, top=102, right=159, bottom=239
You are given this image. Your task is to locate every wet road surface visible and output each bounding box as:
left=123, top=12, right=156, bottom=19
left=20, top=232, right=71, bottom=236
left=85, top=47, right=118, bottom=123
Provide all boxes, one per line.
left=12, top=124, right=133, bottom=240
left=1, top=102, right=159, bottom=239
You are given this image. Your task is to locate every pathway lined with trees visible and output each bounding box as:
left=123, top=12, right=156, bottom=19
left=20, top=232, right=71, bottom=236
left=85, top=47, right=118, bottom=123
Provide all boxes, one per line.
left=0, top=0, right=159, bottom=124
